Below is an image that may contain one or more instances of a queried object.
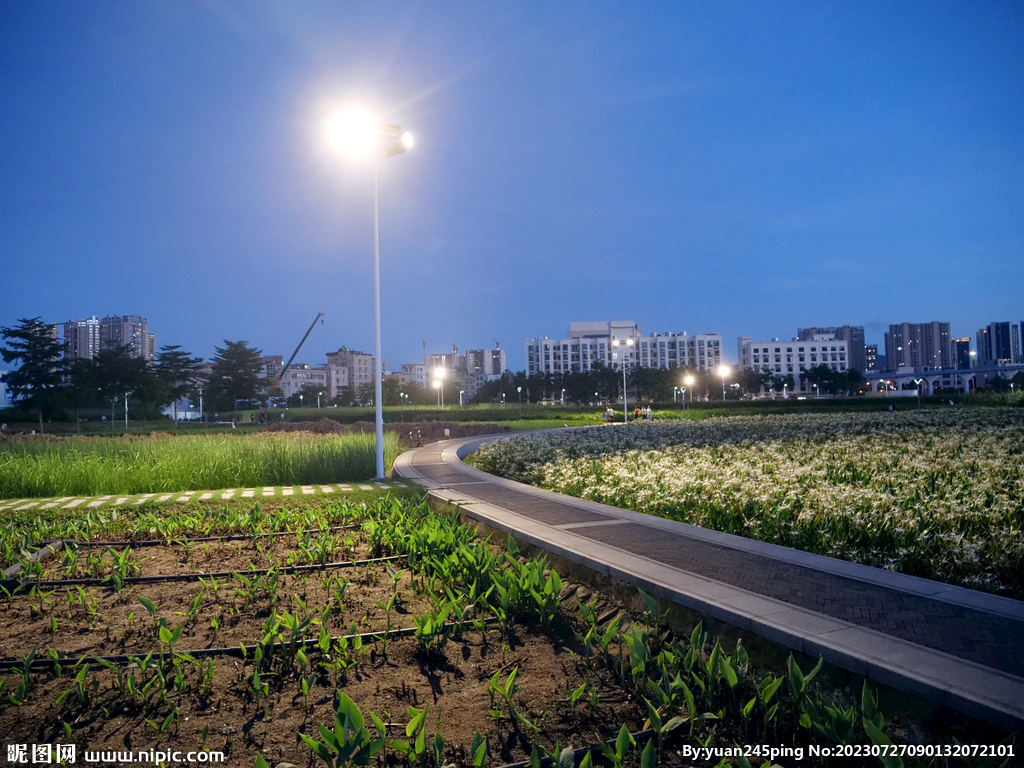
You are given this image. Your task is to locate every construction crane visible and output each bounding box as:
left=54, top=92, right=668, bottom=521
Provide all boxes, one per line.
left=263, top=312, right=324, bottom=418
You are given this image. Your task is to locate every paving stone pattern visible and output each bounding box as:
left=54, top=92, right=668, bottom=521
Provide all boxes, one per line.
left=411, top=445, right=1024, bottom=680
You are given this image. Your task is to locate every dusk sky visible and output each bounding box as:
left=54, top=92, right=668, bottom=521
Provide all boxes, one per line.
left=2, top=2, right=1022, bottom=372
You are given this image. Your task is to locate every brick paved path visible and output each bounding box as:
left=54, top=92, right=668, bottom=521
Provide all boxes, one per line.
left=407, top=442, right=1024, bottom=680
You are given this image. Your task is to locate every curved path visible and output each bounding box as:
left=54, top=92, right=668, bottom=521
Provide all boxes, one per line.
left=395, top=430, right=1024, bottom=734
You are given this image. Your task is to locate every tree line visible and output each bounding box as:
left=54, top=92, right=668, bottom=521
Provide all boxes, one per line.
left=471, top=360, right=867, bottom=405
left=0, top=318, right=267, bottom=424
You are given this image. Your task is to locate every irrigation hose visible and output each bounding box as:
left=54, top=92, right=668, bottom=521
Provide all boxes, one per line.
left=495, top=730, right=655, bottom=768
left=14, top=554, right=408, bottom=588
left=0, top=617, right=501, bottom=670
left=68, top=523, right=364, bottom=549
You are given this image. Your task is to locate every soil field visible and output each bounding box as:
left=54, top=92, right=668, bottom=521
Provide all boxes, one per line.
left=0, top=495, right=1010, bottom=768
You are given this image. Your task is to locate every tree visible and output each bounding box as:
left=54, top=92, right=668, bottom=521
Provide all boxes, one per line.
left=287, top=384, right=326, bottom=408
left=0, top=317, right=68, bottom=426
left=206, top=340, right=264, bottom=422
left=156, top=345, right=204, bottom=427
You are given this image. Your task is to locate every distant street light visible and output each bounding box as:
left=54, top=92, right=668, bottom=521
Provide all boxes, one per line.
left=614, top=338, right=634, bottom=422
left=680, top=387, right=687, bottom=412
left=684, top=375, right=695, bottom=404
left=914, top=377, right=924, bottom=412
left=317, top=391, right=323, bottom=409
left=813, top=383, right=820, bottom=398
left=517, top=386, right=522, bottom=419
left=459, top=390, right=464, bottom=407
left=325, top=107, right=413, bottom=480
left=434, top=369, right=445, bottom=410
left=561, top=388, right=565, bottom=405
left=299, top=394, right=304, bottom=408
left=719, top=365, right=731, bottom=401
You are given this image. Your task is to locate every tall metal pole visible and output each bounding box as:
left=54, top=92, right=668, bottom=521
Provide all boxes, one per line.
left=373, top=152, right=385, bottom=479
left=622, top=360, right=628, bottom=423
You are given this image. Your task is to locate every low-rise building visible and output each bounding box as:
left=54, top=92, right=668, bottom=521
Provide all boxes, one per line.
left=526, top=321, right=722, bottom=377
left=737, top=336, right=848, bottom=394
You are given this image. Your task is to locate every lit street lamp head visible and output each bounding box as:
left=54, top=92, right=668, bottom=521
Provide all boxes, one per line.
left=325, top=108, right=414, bottom=159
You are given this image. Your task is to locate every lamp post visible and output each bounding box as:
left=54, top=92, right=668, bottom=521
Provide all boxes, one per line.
left=614, top=338, right=634, bottom=422
left=684, top=375, right=694, bottom=405
left=813, top=383, right=819, bottom=398
left=517, top=386, right=522, bottom=419
left=299, top=394, right=303, bottom=409
left=680, top=387, right=687, bottom=412
left=317, top=391, right=323, bottom=409
left=325, top=108, right=413, bottom=480
left=719, top=365, right=730, bottom=401
left=400, top=391, right=407, bottom=423
left=914, top=378, right=923, bottom=412
left=501, top=392, right=505, bottom=408
left=459, top=390, right=464, bottom=407
left=561, top=388, right=565, bottom=405
left=433, top=369, right=445, bottom=410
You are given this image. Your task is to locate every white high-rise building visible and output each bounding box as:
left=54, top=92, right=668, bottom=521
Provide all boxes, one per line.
left=527, top=321, right=722, bottom=376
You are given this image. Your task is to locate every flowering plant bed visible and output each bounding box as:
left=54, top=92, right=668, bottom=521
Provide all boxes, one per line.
left=473, top=410, right=1024, bottom=599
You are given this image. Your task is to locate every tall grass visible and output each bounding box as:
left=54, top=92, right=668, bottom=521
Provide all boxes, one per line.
left=0, top=432, right=400, bottom=498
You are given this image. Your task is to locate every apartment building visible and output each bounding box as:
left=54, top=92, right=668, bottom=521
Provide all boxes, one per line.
left=737, top=336, right=848, bottom=394
left=326, top=347, right=375, bottom=391
left=976, top=321, right=1020, bottom=365
left=63, top=316, right=101, bottom=360
left=100, top=315, right=155, bottom=361
left=797, top=325, right=866, bottom=373
left=884, top=321, right=950, bottom=371
left=950, top=338, right=972, bottom=370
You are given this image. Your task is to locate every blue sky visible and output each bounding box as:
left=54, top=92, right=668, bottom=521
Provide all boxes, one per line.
left=2, top=1, right=1021, bottom=372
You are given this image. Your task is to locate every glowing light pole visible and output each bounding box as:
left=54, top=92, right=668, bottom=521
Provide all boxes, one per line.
left=684, top=375, right=695, bottom=405
left=517, top=386, right=522, bottom=419
left=317, top=391, right=323, bottom=409
left=614, top=338, right=634, bottom=422
left=325, top=108, right=413, bottom=480
left=433, top=369, right=445, bottom=410
left=719, top=365, right=730, bottom=401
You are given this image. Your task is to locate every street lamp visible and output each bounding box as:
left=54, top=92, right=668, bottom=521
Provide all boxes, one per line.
left=325, top=107, right=413, bottom=480
left=684, top=375, right=695, bottom=404
left=561, top=388, right=565, bottom=405
left=914, top=378, right=923, bottom=412
left=517, top=386, right=522, bottom=419
left=719, top=365, right=730, bottom=401
left=813, top=383, right=819, bottom=398
left=459, top=390, right=464, bottom=407
left=317, top=391, right=323, bottom=409
left=614, top=338, right=634, bottom=422
left=433, top=369, right=445, bottom=410
left=299, top=394, right=304, bottom=408
left=501, top=392, right=505, bottom=407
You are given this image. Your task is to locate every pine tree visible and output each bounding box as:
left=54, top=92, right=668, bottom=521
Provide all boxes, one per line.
left=0, top=317, right=68, bottom=426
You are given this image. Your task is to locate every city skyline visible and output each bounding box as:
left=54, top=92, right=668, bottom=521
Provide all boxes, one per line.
left=2, top=3, right=1022, bottom=374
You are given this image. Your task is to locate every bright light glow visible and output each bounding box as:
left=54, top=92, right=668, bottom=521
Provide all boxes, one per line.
left=325, top=108, right=379, bottom=158
left=684, top=375, right=695, bottom=385
left=433, top=380, right=441, bottom=388
left=719, top=365, right=731, bottom=378
left=401, top=130, right=413, bottom=148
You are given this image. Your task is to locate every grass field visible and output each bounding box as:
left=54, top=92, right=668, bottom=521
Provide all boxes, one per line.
left=0, top=431, right=401, bottom=498
left=474, top=409, right=1024, bottom=599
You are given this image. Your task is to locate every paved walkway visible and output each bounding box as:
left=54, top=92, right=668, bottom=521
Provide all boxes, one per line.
left=0, top=481, right=409, bottom=514
left=394, top=433, right=1024, bottom=734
